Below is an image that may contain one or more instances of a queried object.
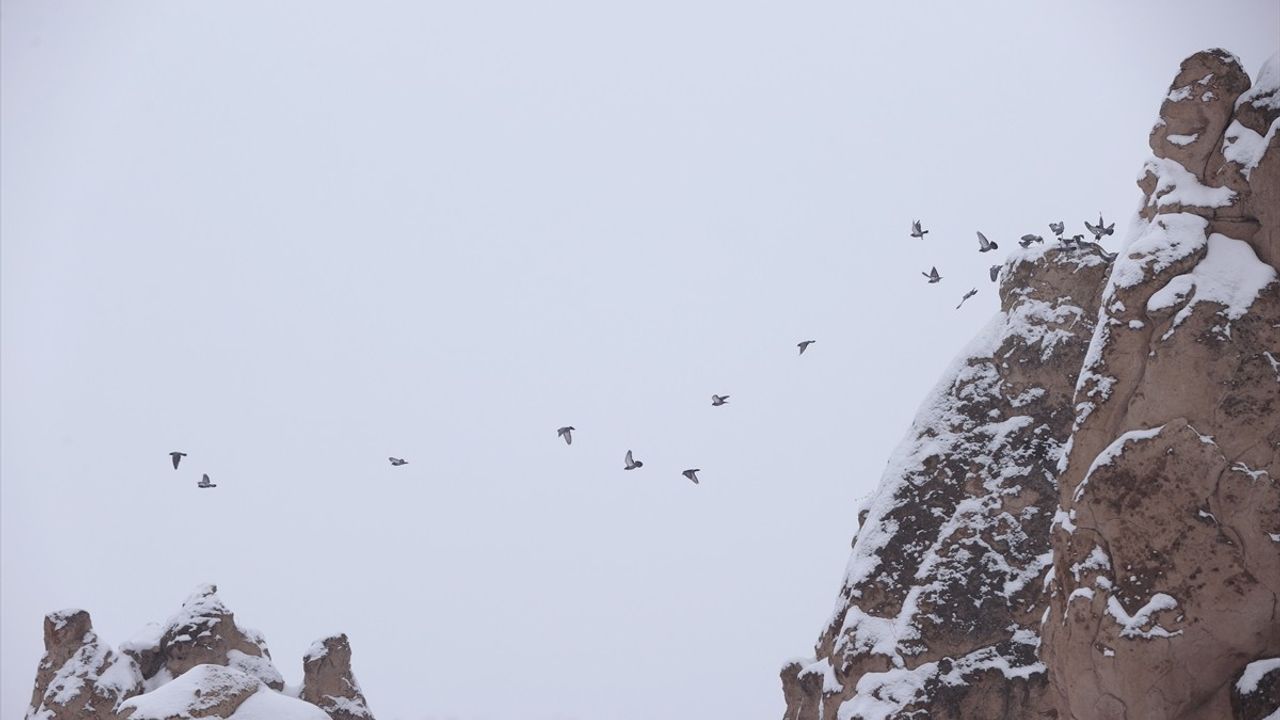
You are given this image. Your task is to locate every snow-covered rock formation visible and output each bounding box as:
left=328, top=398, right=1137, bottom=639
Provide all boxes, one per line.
left=783, top=48, right=1279, bottom=720
left=25, top=585, right=375, bottom=720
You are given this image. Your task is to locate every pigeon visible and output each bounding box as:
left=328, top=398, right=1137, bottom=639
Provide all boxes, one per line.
left=797, top=340, right=816, bottom=355
left=1019, top=234, right=1043, bottom=248
left=169, top=451, right=187, bottom=470
left=989, top=264, right=1001, bottom=282
left=956, top=288, right=978, bottom=309
left=910, top=220, right=929, bottom=239
left=922, top=266, right=942, bottom=283
left=557, top=426, right=575, bottom=445
left=388, top=457, right=408, bottom=466
left=976, top=231, right=998, bottom=252
left=1084, top=213, right=1115, bottom=241
left=1050, top=221, right=1065, bottom=237
left=711, top=394, right=729, bottom=406
left=1081, top=241, right=1118, bottom=262
left=682, top=469, right=701, bottom=484
left=624, top=450, right=643, bottom=470
left=197, top=473, right=216, bottom=489
left=1062, top=233, right=1085, bottom=248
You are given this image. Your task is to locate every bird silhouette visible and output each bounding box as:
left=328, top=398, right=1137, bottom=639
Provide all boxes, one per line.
left=388, top=457, right=408, bottom=466
left=557, top=426, right=575, bottom=445
left=910, top=220, right=929, bottom=239
left=197, top=473, right=217, bottom=489
left=169, top=451, right=186, bottom=470
left=989, top=265, right=1001, bottom=282
left=1084, top=213, right=1115, bottom=241
left=976, top=232, right=998, bottom=252
left=1019, top=234, right=1043, bottom=248
left=1050, top=221, right=1065, bottom=237
left=922, top=267, right=942, bottom=283
left=956, top=288, right=978, bottom=309
left=711, top=395, right=729, bottom=406
left=797, top=340, right=816, bottom=355
left=682, top=469, right=701, bottom=484
left=624, top=450, right=644, bottom=470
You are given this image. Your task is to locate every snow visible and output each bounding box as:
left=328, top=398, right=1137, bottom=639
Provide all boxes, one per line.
left=1147, top=234, right=1277, bottom=332
left=1139, top=157, right=1236, bottom=210
left=1236, top=657, right=1280, bottom=694
left=120, top=622, right=164, bottom=654
left=1070, top=545, right=1112, bottom=581
left=229, top=688, right=332, bottom=719
left=797, top=658, right=845, bottom=693
left=1074, top=427, right=1164, bottom=502
left=1221, top=118, right=1278, bottom=178
left=119, top=665, right=328, bottom=720
left=1105, top=593, right=1182, bottom=639
left=1236, top=51, right=1280, bottom=112
left=1166, top=133, right=1198, bottom=146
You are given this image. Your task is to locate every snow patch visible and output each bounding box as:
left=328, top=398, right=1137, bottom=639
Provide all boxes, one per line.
left=1106, top=593, right=1182, bottom=639
left=1147, top=234, right=1276, bottom=333
left=1236, top=657, right=1280, bottom=694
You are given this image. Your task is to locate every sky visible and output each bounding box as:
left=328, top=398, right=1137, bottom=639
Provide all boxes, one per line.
left=2, top=1, right=1277, bottom=718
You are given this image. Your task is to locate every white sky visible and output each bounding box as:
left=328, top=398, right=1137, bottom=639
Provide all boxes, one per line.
left=2, top=2, right=1277, bottom=719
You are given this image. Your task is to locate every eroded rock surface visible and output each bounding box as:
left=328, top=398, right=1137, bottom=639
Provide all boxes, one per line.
left=300, top=634, right=375, bottom=720
left=27, top=610, right=143, bottom=720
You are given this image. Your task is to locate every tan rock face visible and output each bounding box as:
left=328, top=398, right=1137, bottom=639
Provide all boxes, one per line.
left=26, top=610, right=143, bottom=720
left=780, top=245, right=1111, bottom=719
left=154, top=584, right=285, bottom=691
left=300, top=634, right=376, bottom=720
left=1044, top=48, right=1280, bottom=720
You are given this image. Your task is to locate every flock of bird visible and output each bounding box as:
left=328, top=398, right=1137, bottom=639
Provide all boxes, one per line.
left=912, top=213, right=1116, bottom=310
left=168, top=214, right=1116, bottom=490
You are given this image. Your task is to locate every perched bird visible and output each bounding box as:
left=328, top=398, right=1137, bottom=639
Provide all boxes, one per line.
left=1084, top=213, right=1115, bottom=241
left=711, top=394, right=729, bottom=406
left=388, top=457, right=408, bottom=466
left=682, top=469, right=701, bottom=484
left=1050, top=221, right=1065, bottom=237
left=557, top=426, right=575, bottom=445
left=169, top=451, right=187, bottom=470
left=1063, top=233, right=1085, bottom=248
left=922, top=266, right=942, bottom=283
left=1081, top=241, right=1119, bottom=262
left=910, top=220, right=929, bottom=239
left=197, top=473, right=216, bottom=489
left=976, top=231, right=998, bottom=252
left=956, top=288, right=978, bottom=309
left=989, top=264, right=1001, bottom=282
left=1019, top=234, right=1043, bottom=248
left=797, top=340, right=816, bottom=355
left=624, top=450, right=644, bottom=470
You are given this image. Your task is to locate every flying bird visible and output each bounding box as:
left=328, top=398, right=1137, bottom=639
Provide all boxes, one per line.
left=1084, top=214, right=1115, bottom=241
left=1050, top=221, right=1065, bottom=237
left=922, top=266, right=942, bottom=283
left=624, top=450, right=644, bottom=470
left=557, top=426, right=575, bottom=445
left=388, top=457, right=408, bottom=466
left=1019, top=234, right=1043, bottom=248
left=169, top=451, right=187, bottom=470
left=682, top=469, right=701, bottom=484
left=197, top=473, right=216, bottom=489
left=976, top=231, right=998, bottom=252
left=797, top=340, right=816, bottom=355
left=910, top=220, right=928, bottom=239
left=956, top=288, right=978, bottom=309
left=711, top=395, right=729, bottom=406
left=989, top=264, right=1001, bottom=282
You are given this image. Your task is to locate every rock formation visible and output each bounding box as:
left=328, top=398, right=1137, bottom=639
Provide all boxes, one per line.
left=783, top=48, right=1278, bottom=720
left=25, top=585, right=375, bottom=720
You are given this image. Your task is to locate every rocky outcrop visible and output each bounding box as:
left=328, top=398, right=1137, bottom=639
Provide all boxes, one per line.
left=1044, top=48, right=1280, bottom=720
left=25, top=585, right=376, bottom=720
left=781, top=243, right=1111, bottom=719
left=300, top=635, right=375, bottom=720
left=783, top=47, right=1278, bottom=720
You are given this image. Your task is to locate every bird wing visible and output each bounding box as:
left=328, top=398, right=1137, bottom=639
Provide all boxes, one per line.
left=990, top=265, right=1000, bottom=282
left=1084, top=221, right=1099, bottom=235
left=977, top=231, right=989, bottom=249
left=625, top=450, right=633, bottom=466
left=564, top=430, right=572, bottom=445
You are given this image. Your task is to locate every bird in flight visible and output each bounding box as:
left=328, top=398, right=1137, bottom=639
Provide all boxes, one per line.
left=624, top=450, right=644, bottom=470
left=976, top=231, right=998, bottom=252
left=682, top=469, right=701, bottom=484
left=797, top=340, right=816, bottom=355
left=1084, top=214, right=1115, bottom=241
left=197, top=473, right=217, bottom=489
left=989, top=265, right=1001, bottom=282
left=910, top=220, right=928, bottom=239
left=169, top=451, right=187, bottom=470
left=557, top=426, right=575, bottom=445
left=388, top=457, right=408, bottom=466
left=922, top=267, right=942, bottom=284
left=956, top=288, right=978, bottom=309
left=1049, top=221, right=1065, bottom=237
left=711, top=395, right=729, bottom=406
left=1019, top=234, right=1043, bottom=248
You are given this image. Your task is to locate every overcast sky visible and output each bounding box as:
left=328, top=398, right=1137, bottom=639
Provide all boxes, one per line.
left=2, top=2, right=1277, bottom=719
